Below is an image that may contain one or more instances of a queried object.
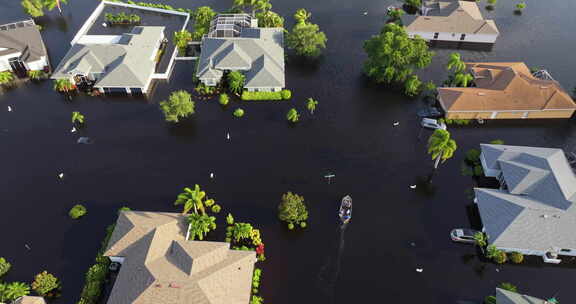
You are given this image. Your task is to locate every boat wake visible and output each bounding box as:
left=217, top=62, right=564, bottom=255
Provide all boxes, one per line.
left=317, top=223, right=347, bottom=304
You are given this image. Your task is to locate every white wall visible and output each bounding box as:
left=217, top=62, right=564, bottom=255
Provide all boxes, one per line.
left=0, top=52, right=22, bottom=72
left=480, top=152, right=500, bottom=177
left=408, top=31, right=498, bottom=43
left=245, top=87, right=282, bottom=92
left=25, top=57, right=48, bottom=71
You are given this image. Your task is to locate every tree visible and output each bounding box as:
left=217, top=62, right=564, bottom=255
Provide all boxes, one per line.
left=32, top=271, right=60, bottom=296
left=159, top=90, right=195, bottom=123
left=256, top=11, right=284, bottom=27
left=233, top=223, right=254, bottom=242
left=286, top=13, right=327, bottom=58
left=404, top=75, right=422, bottom=97
left=404, top=0, right=422, bottom=9
left=234, top=0, right=271, bottom=14
left=473, top=232, right=487, bottom=247
left=69, top=204, right=87, bottom=219
left=234, top=108, right=245, bottom=117
left=306, top=98, right=318, bottom=114
left=0, top=257, right=10, bottom=278
left=187, top=213, right=216, bottom=240
left=278, top=192, right=309, bottom=228
left=191, top=7, right=216, bottom=40
left=363, top=23, right=434, bottom=89
left=227, top=71, right=245, bottom=95
left=5, top=282, right=30, bottom=301
left=0, top=71, right=15, bottom=84
left=21, top=0, right=44, bottom=17
left=498, top=282, right=517, bottom=292
left=387, top=8, right=405, bottom=20
left=452, top=73, right=474, bottom=87
left=44, top=0, right=69, bottom=14
left=72, top=111, right=85, bottom=124
left=174, top=185, right=206, bottom=215
left=173, top=30, right=192, bottom=54
left=286, top=108, right=300, bottom=122
left=53, top=79, right=76, bottom=92
left=446, top=52, right=466, bottom=73
left=423, top=81, right=437, bottom=97
left=427, top=129, right=457, bottom=169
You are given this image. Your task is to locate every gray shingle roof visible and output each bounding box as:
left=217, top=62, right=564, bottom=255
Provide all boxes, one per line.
left=476, top=144, right=576, bottom=252
left=0, top=20, right=48, bottom=63
left=52, top=26, right=164, bottom=88
left=496, top=288, right=546, bottom=304
left=104, top=211, right=256, bottom=304
left=197, top=19, right=285, bottom=89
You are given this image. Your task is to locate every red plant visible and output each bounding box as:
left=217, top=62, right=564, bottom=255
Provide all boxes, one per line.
left=256, top=243, right=265, bottom=255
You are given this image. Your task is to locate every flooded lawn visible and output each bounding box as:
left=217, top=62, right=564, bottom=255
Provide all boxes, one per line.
left=1, top=0, right=576, bottom=304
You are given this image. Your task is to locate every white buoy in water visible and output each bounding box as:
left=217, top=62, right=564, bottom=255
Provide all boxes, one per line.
left=71, top=127, right=77, bottom=133
left=210, top=173, right=214, bottom=179
left=410, top=185, right=417, bottom=189
left=363, top=11, right=368, bottom=15
left=58, top=173, right=64, bottom=179
left=416, top=268, right=423, bottom=273
left=7, top=106, right=12, bottom=112
left=226, top=132, right=230, bottom=140
left=393, top=121, right=400, bottom=126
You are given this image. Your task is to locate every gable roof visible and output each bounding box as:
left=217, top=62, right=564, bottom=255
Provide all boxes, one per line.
left=52, top=26, right=164, bottom=88
left=496, top=288, right=546, bottom=304
left=104, top=211, right=256, bottom=304
left=438, top=62, right=576, bottom=112
left=476, top=144, right=576, bottom=252
left=197, top=16, right=285, bottom=88
left=402, top=1, right=499, bottom=35
left=0, top=20, right=48, bottom=63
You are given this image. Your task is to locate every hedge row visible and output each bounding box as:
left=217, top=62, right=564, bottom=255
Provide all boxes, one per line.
left=76, top=224, right=115, bottom=304
left=241, top=89, right=292, bottom=101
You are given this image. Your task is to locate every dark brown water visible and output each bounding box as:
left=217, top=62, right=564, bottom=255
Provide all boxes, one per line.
left=1, top=0, right=576, bottom=303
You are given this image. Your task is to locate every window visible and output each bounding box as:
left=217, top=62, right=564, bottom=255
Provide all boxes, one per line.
left=433, top=32, right=439, bottom=39
left=460, top=34, right=466, bottom=41
left=561, top=249, right=571, bottom=252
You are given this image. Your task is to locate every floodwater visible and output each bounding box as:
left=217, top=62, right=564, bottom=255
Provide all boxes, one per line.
left=1, top=0, right=576, bottom=303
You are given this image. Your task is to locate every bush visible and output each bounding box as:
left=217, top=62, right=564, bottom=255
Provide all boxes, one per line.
left=69, top=204, right=87, bottom=219
left=509, top=252, right=524, bottom=264
left=493, top=250, right=507, bottom=264
left=0, top=257, right=11, bottom=277
left=241, top=91, right=283, bottom=101
left=27, top=70, right=46, bottom=80
left=32, top=271, right=60, bottom=296
left=465, top=149, right=481, bottom=165
left=300, top=221, right=307, bottom=228
left=281, top=89, right=292, bottom=99
left=484, top=295, right=496, bottom=304
left=287, top=222, right=295, bottom=230
left=498, top=282, right=517, bottom=292
left=278, top=192, right=309, bottom=228
left=490, top=139, right=505, bottom=145
left=234, top=108, right=245, bottom=117
left=219, top=93, right=229, bottom=105
left=118, top=206, right=131, bottom=213
left=226, top=213, right=234, bottom=225
left=211, top=204, right=221, bottom=213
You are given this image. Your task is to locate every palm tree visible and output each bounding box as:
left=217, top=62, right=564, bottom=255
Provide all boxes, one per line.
left=71, top=111, right=85, bottom=124
left=452, top=73, right=474, bottom=87
left=44, top=0, right=69, bottom=14
left=187, top=213, right=216, bottom=240
left=473, top=232, right=487, bottom=247
left=53, top=79, right=76, bottom=92
left=5, top=282, right=30, bottom=301
left=232, top=223, right=253, bottom=242
left=0, top=71, right=15, bottom=85
left=227, top=71, right=245, bottom=95
left=427, top=129, right=457, bottom=169
left=294, top=8, right=311, bottom=24
left=306, top=98, right=318, bottom=114
left=286, top=108, right=300, bottom=123
left=174, top=185, right=206, bottom=215
left=404, top=75, right=422, bottom=97
left=173, top=30, right=192, bottom=55
left=0, top=282, right=7, bottom=302
left=446, top=52, right=466, bottom=73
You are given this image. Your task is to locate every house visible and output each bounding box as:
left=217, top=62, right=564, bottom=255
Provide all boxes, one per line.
left=474, top=144, right=576, bottom=263
left=12, top=296, right=46, bottom=304
left=438, top=62, right=576, bottom=119
left=401, top=1, right=499, bottom=44
left=52, top=1, right=189, bottom=95
left=495, top=288, right=552, bottom=304
left=103, top=211, right=256, bottom=304
left=0, top=19, right=50, bottom=75
left=196, top=14, right=285, bottom=92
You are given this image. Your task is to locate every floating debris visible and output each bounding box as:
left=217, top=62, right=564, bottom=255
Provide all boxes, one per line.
left=71, top=127, right=77, bottom=133
left=210, top=173, right=214, bottom=179
left=77, top=137, right=93, bottom=144
left=393, top=121, right=400, bottom=126
left=416, top=268, right=423, bottom=273
left=7, top=106, right=12, bottom=112
left=226, top=132, right=230, bottom=140
left=25, top=244, right=31, bottom=250
left=410, top=242, right=416, bottom=247
left=363, top=11, right=368, bottom=15
left=410, top=185, right=417, bottom=189
left=324, top=173, right=336, bottom=184
left=58, top=173, right=64, bottom=179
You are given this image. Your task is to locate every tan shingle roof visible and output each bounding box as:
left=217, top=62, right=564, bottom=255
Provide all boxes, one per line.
left=12, top=296, right=46, bottom=304
left=104, top=211, right=256, bottom=304
left=438, top=62, right=576, bottom=112
left=404, top=1, right=499, bottom=34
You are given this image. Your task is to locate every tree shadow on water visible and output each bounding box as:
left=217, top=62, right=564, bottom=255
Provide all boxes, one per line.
left=165, top=119, right=197, bottom=139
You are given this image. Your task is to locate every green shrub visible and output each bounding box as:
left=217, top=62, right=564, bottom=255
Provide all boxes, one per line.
left=484, top=295, right=496, bottom=304
left=287, top=222, right=295, bottom=230
left=211, top=204, right=221, bottom=213
left=281, top=89, right=292, bottom=99
left=27, top=70, right=46, bottom=80
left=0, top=257, right=11, bottom=277
left=490, top=139, right=505, bottom=145
left=498, top=282, right=517, bottom=292
left=159, top=90, right=195, bottom=123
left=219, top=93, right=229, bottom=105
left=234, top=108, right=245, bottom=117
left=493, top=250, right=507, bottom=264
left=0, top=71, right=15, bottom=84
left=286, top=108, right=300, bottom=122
left=509, top=252, right=524, bottom=264
left=32, top=271, right=60, bottom=296
left=465, top=149, right=481, bottom=164
left=225, top=237, right=231, bottom=243
left=226, top=213, right=234, bottom=225
left=241, top=91, right=283, bottom=101
left=118, top=206, right=131, bottom=213
left=300, top=221, right=307, bottom=228
left=69, top=204, right=87, bottom=219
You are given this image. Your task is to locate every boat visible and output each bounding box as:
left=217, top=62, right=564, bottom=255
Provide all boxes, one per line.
left=339, top=195, right=352, bottom=224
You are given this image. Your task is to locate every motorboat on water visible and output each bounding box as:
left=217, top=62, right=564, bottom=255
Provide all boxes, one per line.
left=339, top=195, right=352, bottom=224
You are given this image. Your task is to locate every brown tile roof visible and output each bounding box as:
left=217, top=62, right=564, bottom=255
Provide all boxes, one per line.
left=12, top=296, right=46, bottom=304
left=104, top=211, right=256, bottom=304
left=403, top=1, right=499, bottom=35
left=438, top=62, right=576, bottom=112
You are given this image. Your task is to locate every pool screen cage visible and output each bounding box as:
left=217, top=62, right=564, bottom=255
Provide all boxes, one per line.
left=208, top=14, right=252, bottom=38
